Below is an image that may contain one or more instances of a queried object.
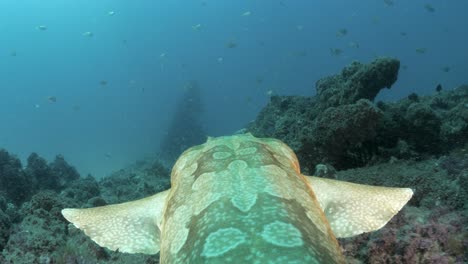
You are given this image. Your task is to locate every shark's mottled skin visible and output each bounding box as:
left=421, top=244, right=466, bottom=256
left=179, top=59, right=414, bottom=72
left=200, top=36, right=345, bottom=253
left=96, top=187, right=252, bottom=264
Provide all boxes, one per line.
left=62, top=133, right=413, bottom=264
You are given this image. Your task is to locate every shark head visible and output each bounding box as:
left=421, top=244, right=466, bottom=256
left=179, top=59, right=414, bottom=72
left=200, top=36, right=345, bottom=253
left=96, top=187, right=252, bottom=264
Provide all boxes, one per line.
left=62, top=133, right=413, bottom=263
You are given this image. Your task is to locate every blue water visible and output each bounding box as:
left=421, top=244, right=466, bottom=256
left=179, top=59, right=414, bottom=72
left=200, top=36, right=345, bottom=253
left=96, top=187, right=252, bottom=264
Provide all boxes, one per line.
left=1, top=0, right=467, bottom=177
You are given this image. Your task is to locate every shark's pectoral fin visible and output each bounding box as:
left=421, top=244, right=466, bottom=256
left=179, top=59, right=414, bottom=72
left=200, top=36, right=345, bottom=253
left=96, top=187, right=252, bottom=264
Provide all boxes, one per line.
left=62, top=189, right=170, bottom=254
left=304, top=175, right=413, bottom=238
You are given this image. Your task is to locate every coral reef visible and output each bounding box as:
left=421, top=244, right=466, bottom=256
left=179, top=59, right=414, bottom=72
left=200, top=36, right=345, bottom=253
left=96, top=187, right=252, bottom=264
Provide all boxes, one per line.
left=0, top=58, right=466, bottom=263
left=333, top=150, right=467, bottom=209
left=54, top=158, right=168, bottom=263
left=26, top=153, right=80, bottom=193
left=1, top=154, right=168, bottom=263
left=249, top=58, right=468, bottom=173
left=60, top=175, right=101, bottom=206
left=26, top=153, right=59, bottom=191
left=244, top=58, right=467, bottom=263
left=49, top=154, right=80, bottom=188
left=316, top=57, right=400, bottom=108
left=248, top=95, right=317, bottom=152
left=2, top=191, right=71, bottom=263
left=0, top=150, right=32, bottom=204
left=1, top=138, right=466, bottom=263
left=305, top=99, right=382, bottom=169
left=341, top=206, right=467, bottom=263
left=249, top=58, right=402, bottom=171
left=99, top=159, right=170, bottom=204
left=376, top=85, right=468, bottom=157
left=0, top=204, right=11, bottom=252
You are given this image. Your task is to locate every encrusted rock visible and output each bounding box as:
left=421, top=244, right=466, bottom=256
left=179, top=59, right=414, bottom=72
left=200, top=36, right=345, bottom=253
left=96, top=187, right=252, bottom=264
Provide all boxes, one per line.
left=316, top=57, right=399, bottom=108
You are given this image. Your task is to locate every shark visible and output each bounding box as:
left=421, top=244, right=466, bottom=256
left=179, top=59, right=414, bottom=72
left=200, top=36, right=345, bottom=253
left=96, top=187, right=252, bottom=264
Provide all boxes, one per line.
left=62, top=133, right=413, bottom=263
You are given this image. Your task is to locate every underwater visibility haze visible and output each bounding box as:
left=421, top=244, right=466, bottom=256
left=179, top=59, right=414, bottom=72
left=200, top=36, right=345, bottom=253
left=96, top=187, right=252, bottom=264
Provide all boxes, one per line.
left=1, top=0, right=467, bottom=177
left=0, top=0, right=467, bottom=263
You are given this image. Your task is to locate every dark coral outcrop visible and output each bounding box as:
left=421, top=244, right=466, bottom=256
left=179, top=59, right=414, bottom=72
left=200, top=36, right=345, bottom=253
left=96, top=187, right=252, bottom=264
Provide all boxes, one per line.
left=0, top=206, right=11, bottom=252
left=377, top=85, right=468, bottom=158
left=25, top=153, right=82, bottom=193
left=26, top=153, right=59, bottom=191
left=99, top=159, right=170, bottom=204
left=49, top=154, right=80, bottom=188
left=334, top=152, right=467, bottom=209
left=316, top=57, right=399, bottom=108
left=250, top=58, right=401, bottom=171
left=249, top=58, right=468, bottom=173
left=302, top=99, right=382, bottom=169
left=341, top=206, right=467, bottom=263
left=0, top=150, right=32, bottom=204
left=249, top=95, right=318, bottom=151
left=60, top=175, right=101, bottom=206
left=2, top=191, right=72, bottom=263
left=0, top=152, right=167, bottom=263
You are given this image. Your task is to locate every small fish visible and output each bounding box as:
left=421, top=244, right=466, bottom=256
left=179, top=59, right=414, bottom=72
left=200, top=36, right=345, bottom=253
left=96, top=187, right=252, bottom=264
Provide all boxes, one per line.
left=34, top=104, right=41, bottom=108
left=348, top=41, right=359, bottom=48
left=83, top=31, right=93, bottom=37
left=436, top=84, right=443, bottom=92
left=336, top=28, right=348, bottom=37
left=330, top=48, right=343, bottom=56
left=415, top=48, right=427, bottom=54
left=383, top=0, right=394, bottom=6
left=10, top=51, right=17, bottom=57
left=217, top=57, right=224, bottom=63
left=47, top=96, right=57, bottom=103
left=441, top=66, right=450, bottom=73
left=226, top=41, right=238, bottom=49
left=400, top=31, right=408, bottom=37
left=160, top=53, right=166, bottom=58
left=104, top=153, right=112, bottom=159
left=192, top=24, right=202, bottom=30
left=108, top=11, right=115, bottom=16
left=100, top=80, right=108, bottom=86
left=241, top=11, right=251, bottom=16
left=266, top=89, right=274, bottom=96
left=37, top=25, right=47, bottom=31
left=256, top=77, right=264, bottom=84
left=424, top=4, right=435, bottom=12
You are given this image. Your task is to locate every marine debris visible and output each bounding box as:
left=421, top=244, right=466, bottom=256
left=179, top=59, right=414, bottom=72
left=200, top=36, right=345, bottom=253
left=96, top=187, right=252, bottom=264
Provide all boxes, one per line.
left=47, top=96, right=57, bottom=103
left=82, top=31, right=94, bottom=37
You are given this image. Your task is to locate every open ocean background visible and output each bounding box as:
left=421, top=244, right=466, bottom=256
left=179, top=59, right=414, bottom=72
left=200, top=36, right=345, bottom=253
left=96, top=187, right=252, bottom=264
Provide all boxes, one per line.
left=1, top=0, right=467, bottom=177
